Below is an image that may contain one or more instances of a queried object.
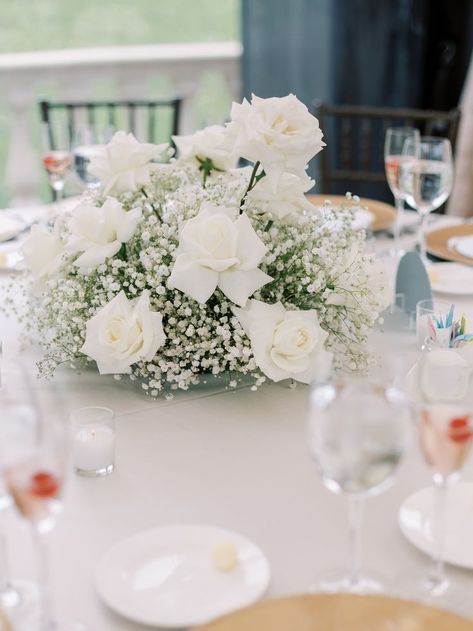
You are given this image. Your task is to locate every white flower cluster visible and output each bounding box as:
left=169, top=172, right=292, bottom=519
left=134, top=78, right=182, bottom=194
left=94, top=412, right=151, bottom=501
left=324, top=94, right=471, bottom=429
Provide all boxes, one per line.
left=22, top=94, right=390, bottom=396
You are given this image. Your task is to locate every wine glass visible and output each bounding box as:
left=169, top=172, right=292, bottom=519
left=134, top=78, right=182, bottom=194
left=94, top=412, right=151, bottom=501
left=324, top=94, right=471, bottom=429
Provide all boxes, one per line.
left=41, top=125, right=72, bottom=200
left=404, top=350, right=473, bottom=612
left=0, top=363, right=83, bottom=630
left=384, top=127, right=420, bottom=257
left=399, top=136, right=453, bottom=265
left=72, top=125, right=114, bottom=190
left=307, top=379, right=408, bottom=594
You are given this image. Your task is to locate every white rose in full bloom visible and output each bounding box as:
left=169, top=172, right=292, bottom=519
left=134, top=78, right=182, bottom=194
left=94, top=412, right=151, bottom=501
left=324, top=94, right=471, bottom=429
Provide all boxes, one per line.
left=246, top=172, right=315, bottom=221
left=67, top=198, right=141, bottom=273
left=233, top=299, right=332, bottom=383
left=167, top=202, right=272, bottom=306
left=88, top=131, right=168, bottom=196
left=224, top=94, right=325, bottom=187
left=172, top=125, right=238, bottom=171
left=21, top=221, right=63, bottom=282
left=80, top=290, right=165, bottom=374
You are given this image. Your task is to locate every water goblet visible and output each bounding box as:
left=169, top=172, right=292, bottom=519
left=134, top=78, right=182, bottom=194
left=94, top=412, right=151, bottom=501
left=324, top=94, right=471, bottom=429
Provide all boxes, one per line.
left=399, top=136, right=453, bottom=265
left=41, top=125, right=72, bottom=201
left=0, top=363, right=84, bottom=630
left=403, top=351, right=473, bottom=614
left=307, top=379, right=408, bottom=594
left=384, top=127, right=420, bottom=257
left=72, top=125, right=114, bottom=190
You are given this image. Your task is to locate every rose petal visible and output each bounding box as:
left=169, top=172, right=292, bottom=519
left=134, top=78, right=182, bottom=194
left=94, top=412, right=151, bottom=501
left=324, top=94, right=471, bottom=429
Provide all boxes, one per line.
left=218, top=268, right=272, bottom=307
left=167, top=254, right=218, bottom=304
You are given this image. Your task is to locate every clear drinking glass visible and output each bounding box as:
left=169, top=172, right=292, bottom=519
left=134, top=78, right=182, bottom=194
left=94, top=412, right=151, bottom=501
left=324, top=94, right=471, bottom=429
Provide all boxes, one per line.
left=406, top=353, right=473, bottom=612
left=72, top=125, right=113, bottom=190
left=307, top=380, right=408, bottom=593
left=41, top=124, right=72, bottom=200
left=0, top=363, right=84, bottom=630
left=399, top=136, right=454, bottom=265
left=384, top=127, right=420, bottom=257
left=416, top=298, right=454, bottom=350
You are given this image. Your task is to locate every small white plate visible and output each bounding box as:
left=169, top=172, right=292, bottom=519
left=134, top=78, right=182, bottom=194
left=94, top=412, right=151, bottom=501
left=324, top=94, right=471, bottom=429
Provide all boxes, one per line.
left=428, top=262, right=473, bottom=296
left=399, top=483, right=473, bottom=569
left=95, top=524, right=270, bottom=628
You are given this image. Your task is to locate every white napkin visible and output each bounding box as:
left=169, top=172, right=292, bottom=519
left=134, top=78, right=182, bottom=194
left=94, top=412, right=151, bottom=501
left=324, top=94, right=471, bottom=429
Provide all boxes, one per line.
left=448, top=235, right=473, bottom=259
left=0, top=216, right=23, bottom=242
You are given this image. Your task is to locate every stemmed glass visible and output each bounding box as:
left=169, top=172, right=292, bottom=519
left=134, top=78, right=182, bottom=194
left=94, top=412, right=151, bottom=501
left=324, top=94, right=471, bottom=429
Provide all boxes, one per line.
left=384, top=127, right=420, bottom=257
left=72, top=125, right=114, bottom=190
left=0, top=363, right=83, bottom=630
left=399, top=136, right=453, bottom=265
left=307, top=379, right=408, bottom=593
left=406, top=350, right=473, bottom=611
left=41, top=125, right=72, bottom=200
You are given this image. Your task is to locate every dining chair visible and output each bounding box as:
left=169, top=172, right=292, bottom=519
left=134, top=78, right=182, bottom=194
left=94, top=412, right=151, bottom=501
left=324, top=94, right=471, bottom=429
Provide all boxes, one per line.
left=312, top=101, right=461, bottom=204
left=39, top=97, right=182, bottom=150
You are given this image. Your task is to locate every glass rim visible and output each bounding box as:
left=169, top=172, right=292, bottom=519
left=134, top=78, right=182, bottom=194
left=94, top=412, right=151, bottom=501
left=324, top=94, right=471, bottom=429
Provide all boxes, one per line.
left=70, top=406, right=114, bottom=424
left=385, top=126, right=419, bottom=134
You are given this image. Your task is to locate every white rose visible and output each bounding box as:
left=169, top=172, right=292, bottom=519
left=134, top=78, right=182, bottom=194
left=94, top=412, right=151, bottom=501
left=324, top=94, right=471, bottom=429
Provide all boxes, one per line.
left=88, top=131, right=168, bottom=196
left=246, top=172, right=315, bottom=221
left=167, top=202, right=272, bottom=306
left=172, top=125, right=238, bottom=171
left=21, top=221, right=63, bottom=282
left=233, top=299, right=332, bottom=383
left=224, top=94, right=325, bottom=187
left=67, top=198, right=141, bottom=273
left=80, top=290, right=165, bottom=374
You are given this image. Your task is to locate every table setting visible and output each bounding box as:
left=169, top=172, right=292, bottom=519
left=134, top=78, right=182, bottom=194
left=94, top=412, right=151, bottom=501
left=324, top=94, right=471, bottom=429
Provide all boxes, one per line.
left=1, top=92, right=473, bottom=630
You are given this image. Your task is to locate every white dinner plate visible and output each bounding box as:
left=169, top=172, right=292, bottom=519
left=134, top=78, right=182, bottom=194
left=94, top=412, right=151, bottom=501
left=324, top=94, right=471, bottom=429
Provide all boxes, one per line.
left=95, top=524, right=271, bottom=628
left=399, top=483, right=473, bottom=569
left=428, top=262, right=473, bottom=296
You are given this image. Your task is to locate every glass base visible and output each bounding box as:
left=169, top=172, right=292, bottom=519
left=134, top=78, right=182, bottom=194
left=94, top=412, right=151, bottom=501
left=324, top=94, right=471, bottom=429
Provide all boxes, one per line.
left=395, top=571, right=473, bottom=618
left=74, top=464, right=113, bottom=478
left=309, top=568, right=388, bottom=595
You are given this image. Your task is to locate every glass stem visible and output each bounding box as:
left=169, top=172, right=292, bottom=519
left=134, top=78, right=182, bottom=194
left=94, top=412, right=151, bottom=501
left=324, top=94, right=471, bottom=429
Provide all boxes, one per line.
left=33, top=528, right=54, bottom=631
left=418, top=212, right=428, bottom=264
left=347, top=495, right=364, bottom=587
left=429, top=476, right=448, bottom=591
left=393, top=196, right=404, bottom=250
left=0, top=507, right=20, bottom=609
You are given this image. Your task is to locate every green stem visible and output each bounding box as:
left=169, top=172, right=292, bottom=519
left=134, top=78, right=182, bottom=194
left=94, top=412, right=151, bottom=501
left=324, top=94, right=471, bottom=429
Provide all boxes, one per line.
left=239, top=161, right=262, bottom=212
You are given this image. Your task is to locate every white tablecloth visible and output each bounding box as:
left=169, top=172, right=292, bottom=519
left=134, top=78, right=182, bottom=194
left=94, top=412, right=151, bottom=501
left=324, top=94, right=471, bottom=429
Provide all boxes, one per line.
left=1, top=210, right=473, bottom=630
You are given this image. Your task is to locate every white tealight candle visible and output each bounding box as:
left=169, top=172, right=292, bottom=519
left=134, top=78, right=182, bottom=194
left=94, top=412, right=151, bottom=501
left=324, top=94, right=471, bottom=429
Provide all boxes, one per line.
left=70, top=407, right=115, bottom=477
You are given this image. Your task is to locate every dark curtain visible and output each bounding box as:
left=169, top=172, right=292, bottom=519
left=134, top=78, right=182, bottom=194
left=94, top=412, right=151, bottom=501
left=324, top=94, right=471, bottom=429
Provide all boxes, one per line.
left=242, top=0, right=473, bottom=199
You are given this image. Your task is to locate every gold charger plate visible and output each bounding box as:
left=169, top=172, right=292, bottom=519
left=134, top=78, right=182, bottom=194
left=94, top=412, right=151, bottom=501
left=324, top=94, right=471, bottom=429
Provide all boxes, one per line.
left=194, top=594, right=473, bottom=631
left=426, top=224, right=473, bottom=266
left=306, top=194, right=396, bottom=231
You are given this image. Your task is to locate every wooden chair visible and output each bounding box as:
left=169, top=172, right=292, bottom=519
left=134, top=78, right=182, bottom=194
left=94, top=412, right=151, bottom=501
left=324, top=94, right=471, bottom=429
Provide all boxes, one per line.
left=312, top=102, right=461, bottom=203
left=39, top=97, right=182, bottom=150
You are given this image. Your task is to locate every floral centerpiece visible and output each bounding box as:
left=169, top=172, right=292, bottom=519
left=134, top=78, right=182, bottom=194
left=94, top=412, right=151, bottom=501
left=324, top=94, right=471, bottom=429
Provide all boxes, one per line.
left=22, top=94, right=389, bottom=396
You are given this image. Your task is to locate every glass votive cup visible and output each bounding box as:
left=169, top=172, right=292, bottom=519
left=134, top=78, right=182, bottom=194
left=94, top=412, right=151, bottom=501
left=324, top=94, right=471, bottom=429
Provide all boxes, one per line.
left=70, top=407, right=115, bottom=477
left=416, top=298, right=453, bottom=350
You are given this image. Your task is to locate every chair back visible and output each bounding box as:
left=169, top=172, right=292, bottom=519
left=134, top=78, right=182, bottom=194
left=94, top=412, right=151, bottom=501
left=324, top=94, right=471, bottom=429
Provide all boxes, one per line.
left=39, top=98, right=182, bottom=150
left=313, top=102, right=461, bottom=202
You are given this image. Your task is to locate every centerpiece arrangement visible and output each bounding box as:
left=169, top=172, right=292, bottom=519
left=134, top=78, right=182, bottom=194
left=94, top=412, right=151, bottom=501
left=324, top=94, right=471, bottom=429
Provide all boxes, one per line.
left=22, top=94, right=389, bottom=396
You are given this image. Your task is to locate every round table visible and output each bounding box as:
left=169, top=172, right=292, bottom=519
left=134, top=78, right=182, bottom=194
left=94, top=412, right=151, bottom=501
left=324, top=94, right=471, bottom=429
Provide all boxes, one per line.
left=1, top=207, right=473, bottom=630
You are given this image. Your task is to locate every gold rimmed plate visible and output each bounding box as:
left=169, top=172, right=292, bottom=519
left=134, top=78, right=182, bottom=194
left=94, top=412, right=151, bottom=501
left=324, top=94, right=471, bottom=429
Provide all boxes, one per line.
left=306, top=195, right=396, bottom=232
left=426, top=224, right=473, bottom=266
left=194, top=593, right=473, bottom=631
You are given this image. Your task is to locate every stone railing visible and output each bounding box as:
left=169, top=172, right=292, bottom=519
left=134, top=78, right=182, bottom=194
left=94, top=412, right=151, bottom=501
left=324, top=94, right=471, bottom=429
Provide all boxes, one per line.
left=0, top=41, right=242, bottom=206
